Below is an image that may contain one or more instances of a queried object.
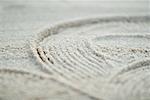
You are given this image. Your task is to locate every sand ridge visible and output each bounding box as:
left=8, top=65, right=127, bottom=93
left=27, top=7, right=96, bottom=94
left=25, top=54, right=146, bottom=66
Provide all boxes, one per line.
left=30, top=16, right=150, bottom=100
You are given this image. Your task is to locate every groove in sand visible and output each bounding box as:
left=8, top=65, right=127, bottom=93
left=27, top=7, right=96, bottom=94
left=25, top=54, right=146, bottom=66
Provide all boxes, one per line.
left=31, top=16, right=150, bottom=100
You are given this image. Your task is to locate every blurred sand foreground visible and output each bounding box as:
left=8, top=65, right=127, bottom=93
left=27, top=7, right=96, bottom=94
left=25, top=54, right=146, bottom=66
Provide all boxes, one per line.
left=0, top=0, right=150, bottom=100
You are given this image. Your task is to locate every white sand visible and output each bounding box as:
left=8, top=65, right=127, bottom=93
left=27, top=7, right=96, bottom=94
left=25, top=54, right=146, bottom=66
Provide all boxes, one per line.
left=32, top=16, right=150, bottom=100
left=0, top=0, right=150, bottom=100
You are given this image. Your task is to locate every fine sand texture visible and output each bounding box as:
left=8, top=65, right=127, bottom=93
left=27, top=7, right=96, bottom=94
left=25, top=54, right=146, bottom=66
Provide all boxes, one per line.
left=0, top=0, right=150, bottom=100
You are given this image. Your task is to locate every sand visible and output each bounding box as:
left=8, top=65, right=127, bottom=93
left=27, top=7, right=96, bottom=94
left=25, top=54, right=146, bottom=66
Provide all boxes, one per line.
left=0, top=0, right=150, bottom=100
left=31, top=16, right=150, bottom=100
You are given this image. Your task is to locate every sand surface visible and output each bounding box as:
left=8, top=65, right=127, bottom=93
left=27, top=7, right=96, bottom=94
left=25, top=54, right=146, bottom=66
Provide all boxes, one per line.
left=0, top=0, right=150, bottom=100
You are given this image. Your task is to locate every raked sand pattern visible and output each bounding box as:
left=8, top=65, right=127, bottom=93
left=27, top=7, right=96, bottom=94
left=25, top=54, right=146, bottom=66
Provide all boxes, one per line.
left=0, top=15, right=150, bottom=100
left=30, top=16, right=150, bottom=100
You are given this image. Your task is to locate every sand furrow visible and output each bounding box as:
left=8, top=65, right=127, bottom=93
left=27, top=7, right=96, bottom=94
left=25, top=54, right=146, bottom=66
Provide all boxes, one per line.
left=32, top=16, right=150, bottom=100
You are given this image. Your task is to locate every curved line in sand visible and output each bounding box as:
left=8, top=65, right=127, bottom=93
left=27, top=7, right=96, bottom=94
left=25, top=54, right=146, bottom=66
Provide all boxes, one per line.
left=31, top=15, right=150, bottom=100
